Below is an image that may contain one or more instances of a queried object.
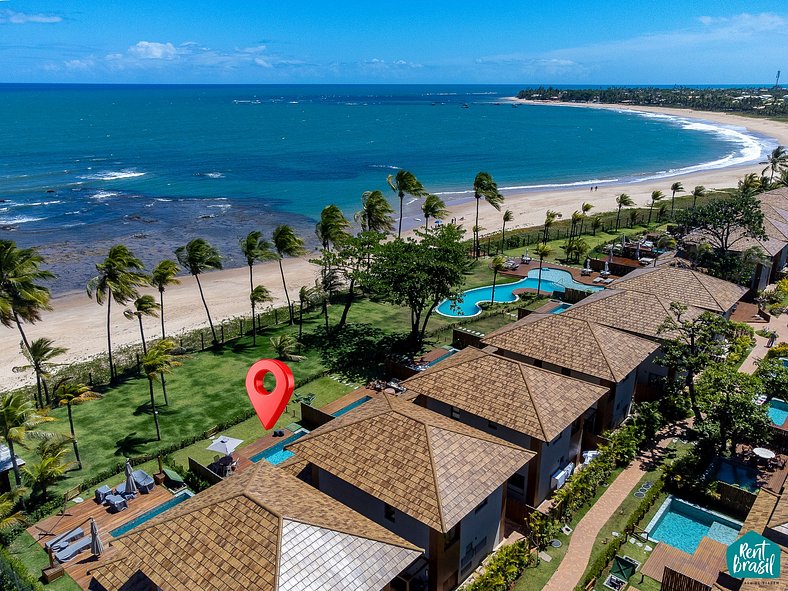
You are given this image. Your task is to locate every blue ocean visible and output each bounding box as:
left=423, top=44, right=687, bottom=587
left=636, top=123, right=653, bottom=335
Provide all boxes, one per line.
left=0, top=84, right=769, bottom=291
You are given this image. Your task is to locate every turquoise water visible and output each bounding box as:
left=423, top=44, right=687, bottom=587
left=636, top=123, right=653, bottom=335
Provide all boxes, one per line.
left=714, top=459, right=759, bottom=492
left=427, top=348, right=458, bottom=366
left=0, top=84, right=769, bottom=292
left=646, top=497, right=741, bottom=554
left=437, top=268, right=602, bottom=317
left=250, top=429, right=309, bottom=465
left=333, top=396, right=372, bottom=417
left=768, top=399, right=788, bottom=427
left=109, top=491, right=193, bottom=538
left=549, top=303, right=573, bottom=314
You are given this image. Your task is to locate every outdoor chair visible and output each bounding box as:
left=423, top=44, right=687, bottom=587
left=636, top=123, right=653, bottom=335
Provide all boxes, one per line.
left=55, top=536, right=92, bottom=563
left=581, top=268, right=592, bottom=276
left=45, top=526, right=84, bottom=550
left=94, top=485, right=112, bottom=504
left=114, top=482, right=137, bottom=499
left=132, top=469, right=155, bottom=493
left=105, top=494, right=128, bottom=513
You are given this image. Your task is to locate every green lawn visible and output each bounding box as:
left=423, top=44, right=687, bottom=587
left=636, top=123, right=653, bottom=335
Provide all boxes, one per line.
left=8, top=532, right=81, bottom=591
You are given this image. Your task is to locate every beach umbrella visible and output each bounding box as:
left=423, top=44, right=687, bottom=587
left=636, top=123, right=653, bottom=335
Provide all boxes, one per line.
left=604, top=260, right=609, bottom=275
left=584, top=257, right=591, bottom=269
left=635, top=241, right=641, bottom=260
left=90, top=518, right=104, bottom=556
left=207, top=435, right=243, bottom=456
left=124, top=460, right=138, bottom=496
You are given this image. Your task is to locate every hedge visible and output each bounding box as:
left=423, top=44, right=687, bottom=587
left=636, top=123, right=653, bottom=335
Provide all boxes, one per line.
left=0, top=546, right=43, bottom=591
left=461, top=541, right=532, bottom=591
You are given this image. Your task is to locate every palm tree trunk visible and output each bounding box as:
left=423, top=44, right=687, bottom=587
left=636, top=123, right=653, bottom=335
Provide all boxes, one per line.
left=500, top=222, right=506, bottom=254
left=42, top=379, right=50, bottom=406
left=536, top=257, right=545, bottom=296
left=194, top=274, right=218, bottom=344
left=6, top=438, right=21, bottom=487
left=34, top=374, right=43, bottom=409
left=671, top=192, right=676, bottom=216
left=149, top=377, right=161, bottom=440
left=278, top=259, right=293, bottom=324
left=338, top=276, right=355, bottom=330
left=14, top=313, right=42, bottom=407
left=107, top=295, right=115, bottom=382
left=298, top=302, right=304, bottom=340
left=67, top=403, right=82, bottom=470
left=251, top=302, right=256, bottom=345
left=398, top=192, right=404, bottom=239
left=161, top=374, right=169, bottom=406
left=159, top=289, right=166, bottom=339
left=137, top=316, right=147, bottom=355
left=616, top=206, right=622, bottom=231
left=425, top=216, right=429, bottom=231
left=491, top=271, right=498, bottom=304
left=647, top=204, right=654, bottom=225
left=323, top=297, right=329, bottom=331
left=475, top=198, right=480, bottom=258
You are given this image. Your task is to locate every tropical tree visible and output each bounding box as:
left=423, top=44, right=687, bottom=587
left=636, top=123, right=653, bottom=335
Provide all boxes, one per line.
left=628, top=208, right=639, bottom=228
left=669, top=182, right=684, bottom=216
left=738, top=172, right=762, bottom=197
left=297, top=284, right=318, bottom=340
left=489, top=256, right=506, bottom=305
left=0, top=391, right=55, bottom=487
left=141, top=339, right=181, bottom=439
left=543, top=210, right=562, bottom=244
left=12, top=337, right=66, bottom=408
left=240, top=231, right=276, bottom=341
left=614, top=193, right=634, bottom=231
left=422, top=194, right=448, bottom=230
left=23, top=436, right=73, bottom=501
left=0, top=241, right=54, bottom=378
left=497, top=210, right=514, bottom=254
left=590, top=215, right=602, bottom=236
left=87, top=245, right=149, bottom=381
left=175, top=238, right=222, bottom=345
left=0, top=493, right=25, bottom=530
left=387, top=170, right=429, bottom=238
left=150, top=260, right=180, bottom=339
left=534, top=243, right=553, bottom=297
left=647, top=190, right=665, bottom=225
left=690, top=185, right=706, bottom=209
left=52, top=381, right=100, bottom=470
left=249, top=286, right=273, bottom=345
left=270, top=334, right=305, bottom=362
left=762, top=145, right=788, bottom=185
left=355, top=190, right=395, bottom=234
left=123, top=295, right=160, bottom=355
left=578, top=202, right=593, bottom=236
left=472, top=172, right=504, bottom=258
left=315, top=205, right=351, bottom=253
left=272, top=225, right=306, bottom=324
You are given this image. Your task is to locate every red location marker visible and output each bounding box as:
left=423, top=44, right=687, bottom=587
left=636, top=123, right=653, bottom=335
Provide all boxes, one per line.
left=245, top=359, right=295, bottom=430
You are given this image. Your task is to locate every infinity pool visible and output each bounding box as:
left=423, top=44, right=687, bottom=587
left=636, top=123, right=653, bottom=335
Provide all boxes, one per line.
left=250, top=429, right=310, bottom=465
left=646, top=496, right=741, bottom=554
left=110, top=491, right=193, bottom=538
left=714, top=459, right=759, bottom=492
left=768, top=398, right=788, bottom=427
left=436, top=268, right=602, bottom=317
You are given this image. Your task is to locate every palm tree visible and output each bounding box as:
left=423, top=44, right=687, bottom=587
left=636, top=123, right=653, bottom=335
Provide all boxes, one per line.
left=250, top=286, right=272, bottom=345
left=315, top=205, right=350, bottom=252
left=387, top=170, right=429, bottom=238
left=150, top=260, right=180, bottom=339
left=272, top=225, right=306, bottom=325
left=355, top=190, right=395, bottom=234
left=0, top=493, right=25, bottom=530
left=270, top=334, right=305, bottom=362
left=53, top=381, right=100, bottom=470
left=669, top=182, right=684, bottom=216
left=422, top=194, right=448, bottom=230
left=489, top=256, right=506, bottom=305
left=23, top=436, right=73, bottom=500
left=500, top=210, right=514, bottom=253
left=0, top=241, right=54, bottom=376
left=614, top=193, right=634, bottom=231
left=240, top=231, right=276, bottom=341
left=628, top=208, right=639, bottom=228
left=175, top=239, right=222, bottom=345
left=762, top=145, right=788, bottom=185
left=297, top=285, right=318, bottom=340
left=123, top=295, right=160, bottom=355
left=12, top=337, right=67, bottom=408
left=690, top=185, right=706, bottom=208
left=87, top=245, right=149, bottom=381
left=590, top=215, right=602, bottom=236
left=578, top=202, right=593, bottom=236
left=141, top=339, right=181, bottom=441
left=738, top=172, right=762, bottom=197
left=542, top=210, right=562, bottom=244
left=0, top=391, right=54, bottom=487
left=472, top=172, right=504, bottom=258
left=647, top=191, right=665, bottom=225
left=534, top=244, right=553, bottom=297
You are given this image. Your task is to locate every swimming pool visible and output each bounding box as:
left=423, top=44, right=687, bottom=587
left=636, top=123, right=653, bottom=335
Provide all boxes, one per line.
left=249, top=429, right=309, bottom=465
left=768, top=398, right=788, bottom=427
left=646, top=496, right=741, bottom=554
left=333, top=396, right=372, bottom=417
left=549, top=303, right=572, bottom=314
left=436, top=268, right=602, bottom=317
left=110, top=490, right=193, bottom=538
left=713, top=459, right=759, bottom=492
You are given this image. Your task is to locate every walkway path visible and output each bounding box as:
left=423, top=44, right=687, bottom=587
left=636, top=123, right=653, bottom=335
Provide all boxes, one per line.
left=741, top=312, right=788, bottom=374
left=541, top=423, right=685, bottom=591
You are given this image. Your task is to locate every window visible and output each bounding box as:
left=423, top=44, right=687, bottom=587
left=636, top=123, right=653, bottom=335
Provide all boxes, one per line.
left=451, top=406, right=461, bottom=420
left=487, top=419, right=498, bottom=430
left=384, top=503, right=396, bottom=522
left=444, top=524, right=460, bottom=548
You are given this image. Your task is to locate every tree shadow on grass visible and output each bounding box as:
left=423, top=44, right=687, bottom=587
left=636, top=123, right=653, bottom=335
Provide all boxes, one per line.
left=114, top=432, right=149, bottom=457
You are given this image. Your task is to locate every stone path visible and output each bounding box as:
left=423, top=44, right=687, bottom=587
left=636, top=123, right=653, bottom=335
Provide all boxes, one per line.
left=541, top=423, right=684, bottom=591
left=741, top=312, right=788, bottom=374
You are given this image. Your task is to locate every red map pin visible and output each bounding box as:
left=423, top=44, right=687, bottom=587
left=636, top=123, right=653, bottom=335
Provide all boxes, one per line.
left=245, top=359, right=296, bottom=430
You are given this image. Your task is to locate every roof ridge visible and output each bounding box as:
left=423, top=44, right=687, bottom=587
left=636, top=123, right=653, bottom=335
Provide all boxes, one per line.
left=690, top=269, right=730, bottom=312
left=423, top=423, right=447, bottom=532
left=519, top=363, right=548, bottom=440
left=586, top=321, right=618, bottom=381
left=274, top=511, right=283, bottom=591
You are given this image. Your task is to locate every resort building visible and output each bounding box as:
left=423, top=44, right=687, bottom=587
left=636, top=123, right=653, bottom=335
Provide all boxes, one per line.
left=401, top=347, right=609, bottom=510
left=480, top=313, right=659, bottom=431
left=88, top=461, right=421, bottom=591
left=283, top=394, right=535, bottom=591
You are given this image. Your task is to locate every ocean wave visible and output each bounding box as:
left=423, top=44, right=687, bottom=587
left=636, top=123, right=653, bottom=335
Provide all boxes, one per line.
left=0, top=215, right=45, bottom=224
left=369, top=164, right=400, bottom=170
left=90, top=191, right=119, bottom=200
left=194, top=172, right=225, bottom=179
left=25, top=200, right=63, bottom=207
left=153, top=198, right=173, bottom=202
left=207, top=204, right=231, bottom=210
left=80, top=169, right=145, bottom=181
left=434, top=177, right=621, bottom=196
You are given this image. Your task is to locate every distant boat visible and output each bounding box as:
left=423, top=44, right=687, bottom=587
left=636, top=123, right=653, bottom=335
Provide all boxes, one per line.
left=462, top=103, right=469, bottom=109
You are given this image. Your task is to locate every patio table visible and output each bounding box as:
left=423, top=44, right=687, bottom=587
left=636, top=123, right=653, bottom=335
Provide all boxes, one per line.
left=753, top=447, right=776, bottom=460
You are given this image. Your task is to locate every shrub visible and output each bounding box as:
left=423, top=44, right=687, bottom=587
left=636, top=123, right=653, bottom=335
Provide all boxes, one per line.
left=183, top=468, right=211, bottom=493
left=765, top=342, right=788, bottom=360
left=462, top=540, right=532, bottom=591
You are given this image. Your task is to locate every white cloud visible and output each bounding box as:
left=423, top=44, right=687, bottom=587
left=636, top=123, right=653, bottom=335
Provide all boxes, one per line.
left=129, top=41, right=178, bottom=60
left=64, top=58, right=94, bottom=70
left=0, top=9, right=62, bottom=24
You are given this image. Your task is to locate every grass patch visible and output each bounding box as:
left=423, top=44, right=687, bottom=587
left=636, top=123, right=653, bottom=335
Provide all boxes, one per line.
left=8, top=531, right=81, bottom=591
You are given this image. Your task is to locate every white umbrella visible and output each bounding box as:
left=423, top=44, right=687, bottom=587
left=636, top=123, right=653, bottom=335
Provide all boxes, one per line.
left=124, top=460, right=138, bottom=496
left=207, top=435, right=243, bottom=456
left=604, top=260, right=609, bottom=274
left=90, top=518, right=104, bottom=556
left=635, top=241, right=641, bottom=260
left=584, top=257, right=591, bottom=269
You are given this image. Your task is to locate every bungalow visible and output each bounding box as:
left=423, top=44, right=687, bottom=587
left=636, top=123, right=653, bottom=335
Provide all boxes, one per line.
left=88, top=461, right=421, bottom=591
left=401, top=346, right=609, bottom=510
left=481, top=313, right=659, bottom=431
left=284, top=394, right=535, bottom=591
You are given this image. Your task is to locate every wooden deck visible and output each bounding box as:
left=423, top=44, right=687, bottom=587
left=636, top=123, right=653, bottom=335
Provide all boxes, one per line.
left=640, top=538, right=727, bottom=587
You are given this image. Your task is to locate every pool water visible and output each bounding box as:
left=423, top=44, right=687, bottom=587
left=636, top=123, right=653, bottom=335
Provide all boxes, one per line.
left=110, top=491, right=193, bottom=538
left=768, top=398, right=788, bottom=427
left=646, top=496, right=741, bottom=554
left=333, top=396, right=372, bottom=417
left=436, top=268, right=602, bottom=317
left=714, top=459, right=759, bottom=492
left=549, top=303, right=572, bottom=314
left=249, top=429, right=309, bottom=465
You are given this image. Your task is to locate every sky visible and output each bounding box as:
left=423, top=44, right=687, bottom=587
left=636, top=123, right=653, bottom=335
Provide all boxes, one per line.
left=1, top=1, right=786, bottom=85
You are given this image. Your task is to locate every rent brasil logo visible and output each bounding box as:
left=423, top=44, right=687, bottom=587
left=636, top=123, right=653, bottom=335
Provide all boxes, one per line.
left=727, top=531, right=781, bottom=579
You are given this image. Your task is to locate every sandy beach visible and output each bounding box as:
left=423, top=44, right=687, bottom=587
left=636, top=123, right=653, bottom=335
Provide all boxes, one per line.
left=2, top=102, right=787, bottom=389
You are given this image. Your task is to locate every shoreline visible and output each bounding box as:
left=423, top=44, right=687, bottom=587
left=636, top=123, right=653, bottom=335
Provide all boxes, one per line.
left=3, top=102, right=787, bottom=389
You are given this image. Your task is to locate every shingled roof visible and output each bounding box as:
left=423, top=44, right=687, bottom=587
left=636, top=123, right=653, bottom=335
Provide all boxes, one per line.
left=90, top=462, right=420, bottom=591
left=402, top=347, right=608, bottom=441
left=609, top=266, right=746, bottom=313
left=563, top=289, right=705, bottom=340
left=286, top=394, right=534, bottom=532
left=481, top=313, right=658, bottom=382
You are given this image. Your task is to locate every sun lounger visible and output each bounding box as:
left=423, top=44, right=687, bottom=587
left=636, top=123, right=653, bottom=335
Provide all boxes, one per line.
left=94, top=485, right=111, bottom=504
left=45, top=526, right=84, bottom=550
left=603, top=278, right=614, bottom=284
left=55, top=536, right=92, bottom=563
left=132, top=469, right=155, bottom=493
left=105, top=494, right=128, bottom=513
left=163, top=468, right=186, bottom=491
left=592, top=277, right=603, bottom=283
